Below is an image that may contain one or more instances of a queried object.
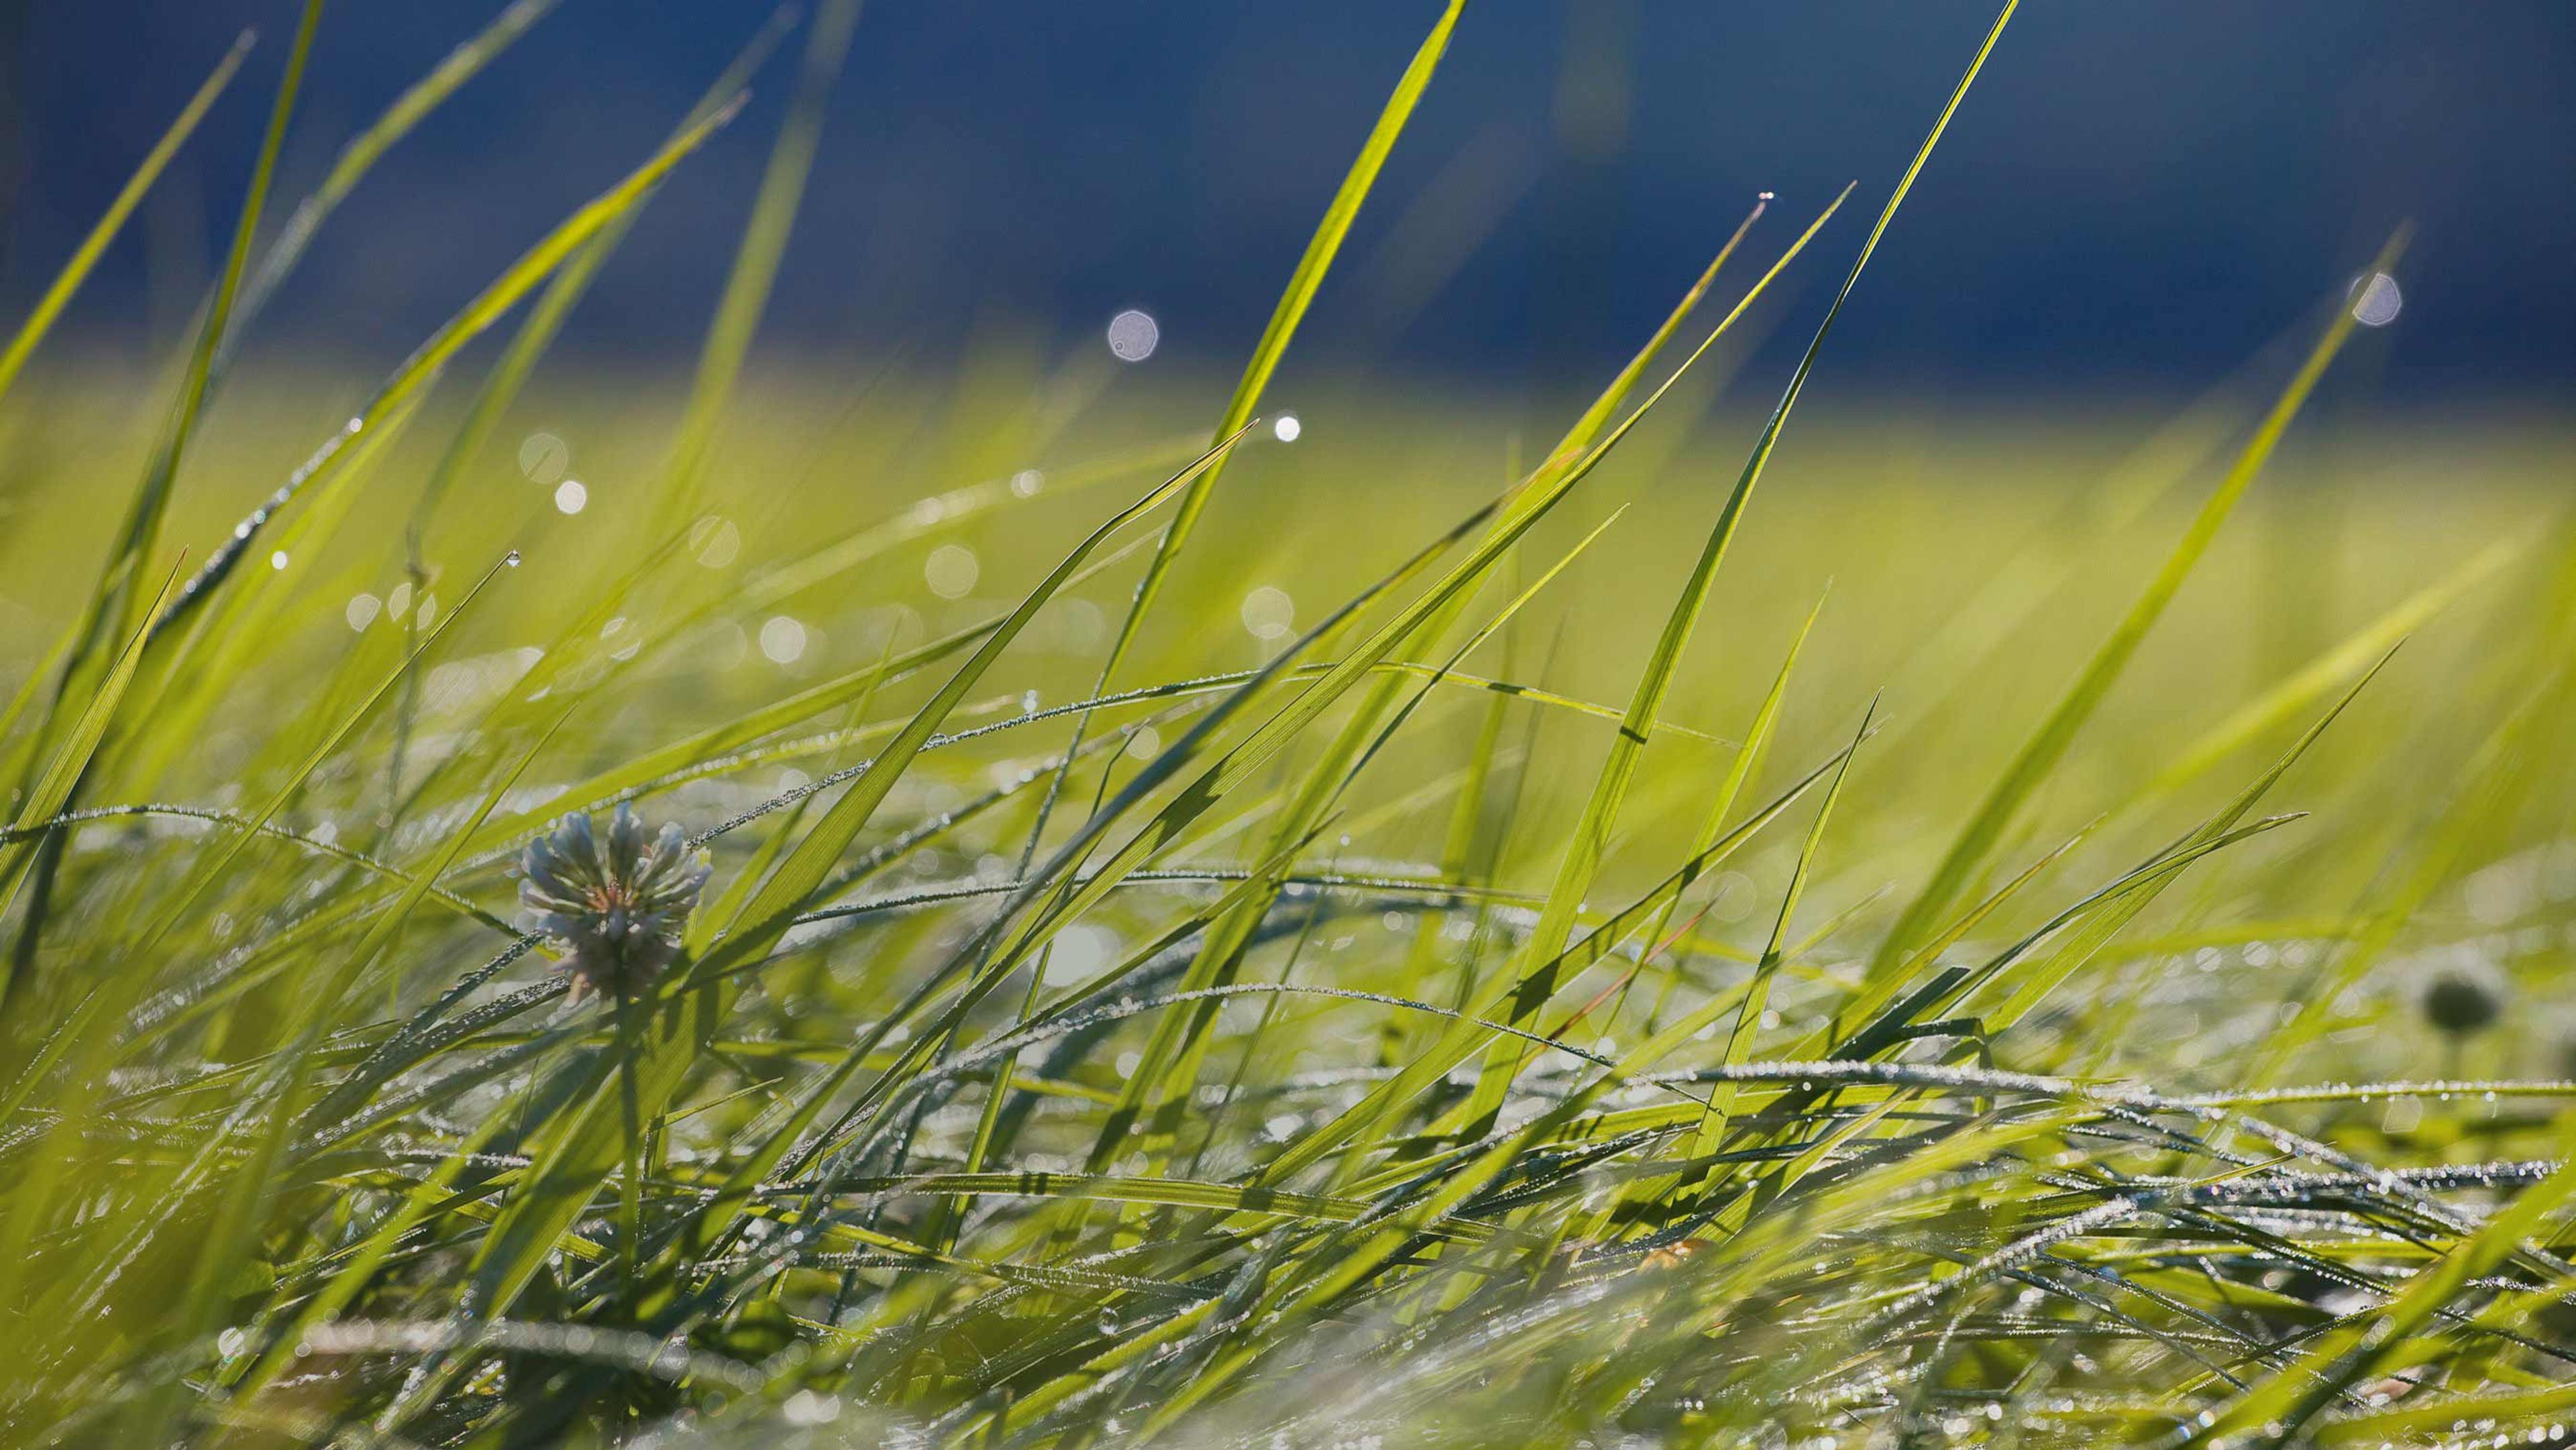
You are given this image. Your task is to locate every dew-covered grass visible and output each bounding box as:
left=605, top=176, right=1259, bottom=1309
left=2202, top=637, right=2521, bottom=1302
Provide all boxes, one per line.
left=5, top=3, right=2576, bottom=1446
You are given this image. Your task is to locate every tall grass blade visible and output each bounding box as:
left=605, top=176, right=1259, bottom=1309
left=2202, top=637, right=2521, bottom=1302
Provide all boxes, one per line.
left=0, top=32, right=252, bottom=409
left=222, top=0, right=564, bottom=357
left=1866, top=226, right=2414, bottom=983
left=653, top=0, right=866, bottom=533
left=1466, top=0, right=2019, bottom=1120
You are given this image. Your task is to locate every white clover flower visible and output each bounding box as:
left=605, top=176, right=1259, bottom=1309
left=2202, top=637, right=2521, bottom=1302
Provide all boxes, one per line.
left=2417, top=958, right=2508, bottom=1039
left=519, top=803, right=710, bottom=1005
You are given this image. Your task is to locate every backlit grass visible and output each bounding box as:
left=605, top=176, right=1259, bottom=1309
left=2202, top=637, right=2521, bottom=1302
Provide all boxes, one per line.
left=4, top=3, right=2575, bottom=1446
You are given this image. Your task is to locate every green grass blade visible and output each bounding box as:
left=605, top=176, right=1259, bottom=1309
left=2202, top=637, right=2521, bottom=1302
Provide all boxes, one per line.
left=2141, top=533, right=2522, bottom=797
left=653, top=0, right=866, bottom=533
left=148, top=717, right=559, bottom=1431
left=1680, top=697, right=1874, bottom=1167
left=1627, top=583, right=1828, bottom=1041
left=1261, top=742, right=1859, bottom=1194
left=1864, top=225, right=2414, bottom=983
left=455, top=435, right=1248, bottom=1331
left=2240, top=659, right=2569, bottom=1086
left=1036, top=194, right=1780, bottom=1195
left=1466, top=0, right=2019, bottom=1120
left=223, top=0, right=564, bottom=355
left=1099, top=508, right=1631, bottom=1176
left=704, top=431, right=1250, bottom=962
left=100, top=1, right=324, bottom=649
left=0, top=32, right=252, bottom=408
left=0, top=563, right=183, bottom=930
left=1092, top=0, right=1466, bottom=685
left=0, top=555, right=511, bottom=1326
left=9, top=5, right=319, bottom=829
left=156, top=91, right=749, bottom=634
left=2194, top=1152, right=2576, bottom=1446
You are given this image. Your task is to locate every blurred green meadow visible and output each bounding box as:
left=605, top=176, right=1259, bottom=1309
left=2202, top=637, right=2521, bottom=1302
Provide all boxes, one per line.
left=10, top=368, right=2569, bottom=954
left=0, top=371, right=2563, bottom=850
left=6, top=3, right=2576, bottom=1447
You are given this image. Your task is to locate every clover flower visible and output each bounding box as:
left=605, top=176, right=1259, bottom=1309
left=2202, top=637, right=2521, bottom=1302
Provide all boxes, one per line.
left=2416, top=958, right=2507, bottom=1039
left=519, top=803, right=710, bottom=1005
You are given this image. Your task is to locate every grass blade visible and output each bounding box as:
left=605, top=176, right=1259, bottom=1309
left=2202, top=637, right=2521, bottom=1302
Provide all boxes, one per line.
left=1865, top=225, right=2414, bottom=983
left=1467, top=0, right=2020, bottom=1120
left=0, top=32, right=252, bottom=408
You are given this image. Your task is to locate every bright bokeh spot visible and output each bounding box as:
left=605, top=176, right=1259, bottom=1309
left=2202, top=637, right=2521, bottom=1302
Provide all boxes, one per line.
left=517, top=430, right=570, bottom=484
left=1271, top=414, right=1301, bottom=443
left=554, top=478, right=588, bottom=514
left=599, top=615, right=643, bottom=661
left=1124, top=725, right=1162, bottom=761
left=760, top=615, right=808, bottom=664
left=690, top=515, right=741, bottom=568
left=1045, top=595, right=1106, bottom=653
left=1106, top=309, right=1160, bottom=362
left=712, top=621, right=751, bottom=669
left=1043, top=924, right=1115, bottom=985
left=924, top=543, right=980, bottom=599
left=782, top=1390, right=841, bottom=1427
left=345, top=593, right=380, bottom=631
left=1240, top=585, right=1295, bottom=641
left=268, top=551, right=290, bottom=571
left=2349, top=271, right=2403, bottom=327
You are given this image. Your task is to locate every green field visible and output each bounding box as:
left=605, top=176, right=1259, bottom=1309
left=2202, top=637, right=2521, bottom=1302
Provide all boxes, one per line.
left=6, top=3, right=2576, bottom=1446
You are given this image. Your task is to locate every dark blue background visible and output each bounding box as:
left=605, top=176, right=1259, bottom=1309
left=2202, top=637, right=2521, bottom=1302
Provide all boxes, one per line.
left=4, top=2, right=2570, bottom=396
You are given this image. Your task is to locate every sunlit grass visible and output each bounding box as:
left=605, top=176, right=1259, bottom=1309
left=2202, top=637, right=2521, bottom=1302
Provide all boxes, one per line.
left=3, top=2, right=2575, bottom=1446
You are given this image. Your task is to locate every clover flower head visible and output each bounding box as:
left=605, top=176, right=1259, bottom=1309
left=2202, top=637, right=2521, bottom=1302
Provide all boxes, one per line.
left=2416, top=957, right=2507, bottom=1039
left=519, top=803, right=710, bottom=1005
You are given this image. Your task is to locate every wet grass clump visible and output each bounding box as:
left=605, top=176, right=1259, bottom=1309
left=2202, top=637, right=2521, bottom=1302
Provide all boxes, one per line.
left=3, top=3, right=2574, bottom=1446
